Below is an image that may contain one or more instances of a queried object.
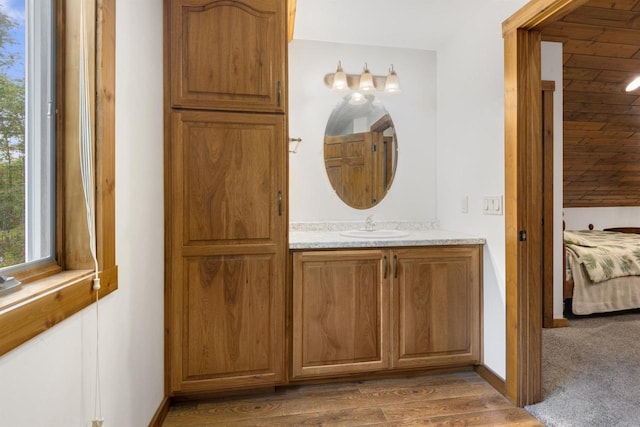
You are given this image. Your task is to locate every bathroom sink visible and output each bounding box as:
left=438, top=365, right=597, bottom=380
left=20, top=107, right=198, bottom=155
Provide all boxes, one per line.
left=339, top=229, right=410, bottom=239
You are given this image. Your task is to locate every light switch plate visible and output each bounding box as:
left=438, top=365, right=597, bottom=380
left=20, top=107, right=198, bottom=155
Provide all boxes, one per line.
left=483, top=195, right=503, bottom=215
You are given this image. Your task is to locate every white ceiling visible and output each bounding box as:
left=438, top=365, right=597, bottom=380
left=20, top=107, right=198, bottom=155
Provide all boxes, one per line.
left=294, top=0, right=527, bottom=50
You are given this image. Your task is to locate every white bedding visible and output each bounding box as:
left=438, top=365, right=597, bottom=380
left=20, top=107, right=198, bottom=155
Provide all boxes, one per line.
left=567, top=247, right=640, bottom=315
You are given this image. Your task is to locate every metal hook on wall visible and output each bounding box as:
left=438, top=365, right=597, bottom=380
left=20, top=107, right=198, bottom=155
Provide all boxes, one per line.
left=289, top=137, right=302, bottom=153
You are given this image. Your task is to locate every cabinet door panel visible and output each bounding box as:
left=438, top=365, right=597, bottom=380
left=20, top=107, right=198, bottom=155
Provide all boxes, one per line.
left=172, top=111, right=284, bottom=245
left=393, top=246, right=481, bottom=369
left=168, top=110, right=286, bottom=394
left=175, top=254, right=284, bottom=392
left=324, top=133, right=374, bottom=209
left=292, top=251, right=389, bottom=378
left=170, top=0, right=285, bottom=112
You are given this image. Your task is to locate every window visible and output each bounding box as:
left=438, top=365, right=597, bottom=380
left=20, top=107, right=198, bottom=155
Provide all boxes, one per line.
left=0, top=1, right=55, bottom=285
left=0, top=0, right=117, bottom=357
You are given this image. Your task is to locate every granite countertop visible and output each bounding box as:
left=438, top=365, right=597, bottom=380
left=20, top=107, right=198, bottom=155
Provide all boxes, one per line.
left=289, top=229, right=486, bottom=250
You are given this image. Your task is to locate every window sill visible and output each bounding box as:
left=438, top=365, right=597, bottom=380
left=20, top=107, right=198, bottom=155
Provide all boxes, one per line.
left=0, top=265, right=118, bottom=357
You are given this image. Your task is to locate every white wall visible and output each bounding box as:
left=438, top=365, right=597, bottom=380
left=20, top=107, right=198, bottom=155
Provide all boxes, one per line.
left=0, top=0, right=165, bottom=425
left=289, top=40, right=437, bottom=222
left=565, top=207, right=640, bottom=230
left=436, top=0, right=529, bottom=378
left=541, top=41, right=565, bottom=320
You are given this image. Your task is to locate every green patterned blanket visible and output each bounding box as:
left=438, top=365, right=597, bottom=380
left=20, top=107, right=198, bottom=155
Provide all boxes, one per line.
left=564, top=230, right=640, bottom=283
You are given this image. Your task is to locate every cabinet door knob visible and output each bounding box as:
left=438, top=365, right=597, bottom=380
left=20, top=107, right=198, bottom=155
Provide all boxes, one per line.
left=278, top=191, right=282, bottom=216
left=383, top=256, right=388, bottom=279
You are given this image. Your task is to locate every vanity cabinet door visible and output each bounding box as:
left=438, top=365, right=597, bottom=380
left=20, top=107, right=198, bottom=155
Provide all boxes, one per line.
left=169, top=0, right=286, bottom=113
left=391, top=246, right=482, bottom=369
left=292, top=250, right=390, bottom=379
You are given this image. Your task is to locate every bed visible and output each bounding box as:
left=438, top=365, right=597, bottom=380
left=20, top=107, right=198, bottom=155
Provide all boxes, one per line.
left=564, top=225, right=640, bottom=315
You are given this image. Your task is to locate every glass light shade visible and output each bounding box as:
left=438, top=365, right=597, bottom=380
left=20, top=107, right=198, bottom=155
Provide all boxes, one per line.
left=384, top=65, right=401, bottom=93
left=359, top=63, right=375, bottom=92
left=332, top=61, right=349, bottom=91
left=626, top=76, right=640, bottom=92
left=349, top=92, right=367, bottom=105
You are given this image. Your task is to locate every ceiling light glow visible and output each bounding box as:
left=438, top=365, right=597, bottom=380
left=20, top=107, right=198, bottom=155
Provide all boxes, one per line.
left=625, top=76, right=640, bottom=92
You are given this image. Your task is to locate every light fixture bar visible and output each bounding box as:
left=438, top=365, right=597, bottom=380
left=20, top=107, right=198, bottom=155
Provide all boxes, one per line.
left=323, top=62, right=400, bottom=94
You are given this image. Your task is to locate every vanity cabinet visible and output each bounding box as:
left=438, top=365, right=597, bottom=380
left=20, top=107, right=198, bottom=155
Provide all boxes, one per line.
left=292, top=245, right=481, bottom=380
left=165, top=0, right=288, bottom=395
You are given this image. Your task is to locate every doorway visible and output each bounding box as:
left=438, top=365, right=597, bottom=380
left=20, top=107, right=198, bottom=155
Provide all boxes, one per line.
left=502, top=0, right=590, bottom=407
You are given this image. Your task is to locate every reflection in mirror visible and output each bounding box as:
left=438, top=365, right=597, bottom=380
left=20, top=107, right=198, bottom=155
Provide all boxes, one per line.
left=324, top=94, right=398, bottom=209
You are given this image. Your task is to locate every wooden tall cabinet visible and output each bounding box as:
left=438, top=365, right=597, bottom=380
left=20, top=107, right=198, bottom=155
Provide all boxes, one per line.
left=165, top=0, right=288, bottom=395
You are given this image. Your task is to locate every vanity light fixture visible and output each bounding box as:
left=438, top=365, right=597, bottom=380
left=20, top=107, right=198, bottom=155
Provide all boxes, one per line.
left=625, top=75, right=640, bottom=92
left=324, top=61, right=401, bottom=94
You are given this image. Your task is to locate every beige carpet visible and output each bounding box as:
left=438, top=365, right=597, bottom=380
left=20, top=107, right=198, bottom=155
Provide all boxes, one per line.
left=526, top=311, right=640, bottom=426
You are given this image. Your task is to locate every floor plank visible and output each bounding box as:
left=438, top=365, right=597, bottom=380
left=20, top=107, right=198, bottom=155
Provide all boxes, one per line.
left=162, top=372, right=542, bottom=426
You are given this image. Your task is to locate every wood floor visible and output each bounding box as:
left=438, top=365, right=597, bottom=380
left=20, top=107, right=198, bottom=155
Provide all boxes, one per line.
left=162, top=371, right=543, bottom=426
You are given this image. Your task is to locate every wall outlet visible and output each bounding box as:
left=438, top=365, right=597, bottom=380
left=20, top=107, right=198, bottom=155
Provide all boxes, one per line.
left=483, top=195, right=503, bottom=215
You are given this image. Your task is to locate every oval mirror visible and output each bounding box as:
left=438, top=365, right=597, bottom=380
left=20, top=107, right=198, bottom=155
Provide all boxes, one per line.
left=324, top=94, right=398, bottom=209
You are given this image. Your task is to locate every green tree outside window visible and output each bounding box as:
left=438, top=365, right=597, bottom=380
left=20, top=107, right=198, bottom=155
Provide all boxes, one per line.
left=0, top=7, right=25, bottom=268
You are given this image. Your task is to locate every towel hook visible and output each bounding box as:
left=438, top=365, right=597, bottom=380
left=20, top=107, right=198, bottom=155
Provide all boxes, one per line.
left=289, top=137, right=302, bottom=153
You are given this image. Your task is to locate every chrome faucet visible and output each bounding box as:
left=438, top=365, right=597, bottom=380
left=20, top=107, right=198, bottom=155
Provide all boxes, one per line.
left=365, top=215, right=376, bottom=231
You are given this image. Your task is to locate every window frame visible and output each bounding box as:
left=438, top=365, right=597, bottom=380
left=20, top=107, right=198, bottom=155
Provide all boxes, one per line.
left=24, top=0, right=56, bottom=269
left=0, top=0, right=117, bottom=357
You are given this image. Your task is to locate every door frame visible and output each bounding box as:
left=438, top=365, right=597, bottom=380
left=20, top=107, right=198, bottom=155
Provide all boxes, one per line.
left=502, top=0, right=590, bottom=407
left=542, top=80, right=555, bottom=329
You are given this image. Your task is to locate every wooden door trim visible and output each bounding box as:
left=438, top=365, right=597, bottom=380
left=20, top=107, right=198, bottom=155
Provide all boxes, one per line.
left=542, top=80, right=555, bottom=329
left=504, top=27, right=543, bottom=407
left=502, top=0, right=590, bottom=34
left=503, top=0, right=587, bottom=407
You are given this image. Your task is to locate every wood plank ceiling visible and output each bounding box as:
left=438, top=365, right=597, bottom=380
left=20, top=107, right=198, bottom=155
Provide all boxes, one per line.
left=541, top=0, right=640, bottom=207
